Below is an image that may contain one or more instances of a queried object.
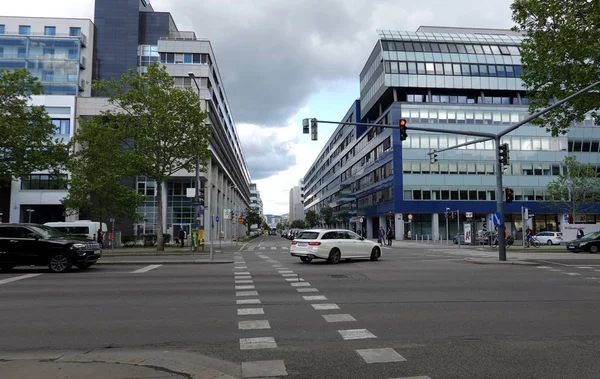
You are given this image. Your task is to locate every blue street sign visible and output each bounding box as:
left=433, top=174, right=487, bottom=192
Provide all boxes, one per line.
left=493, top=212, right=502, bottom=227
left=215, top=215, right=220, bottom=222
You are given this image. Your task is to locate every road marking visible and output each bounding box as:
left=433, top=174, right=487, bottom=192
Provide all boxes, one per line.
left=270, top=247, right=277, bottom=250
left=281, top=273, right=297, bottom=277
left=236, top=276, right=252, bottom=280
left=238, top=308, right=265, bottom=316
left=285, top=278, right=300, bottom=282
left=238, top=320, right=271, bottom=330
left=234, top=272, right=251, bottom=275
left=235, top=285, right=255, bottom=290
left=297, top=288, right=319, bottom=292
left=537, top=259, right=570, bottom=267
left=239, top=337, right=277, bottom=350
left=291, top=282, right=310, bottom=287
left=563, top=272, right=581, bottom=276
left=356, top=348, right=407, bottom=363
left=386, top=377, right=431, bottom=379
left=303, top=295, right=328, bottom=301
left=323, top=314, right=356, bottom=323
left=577, top=267, right=593, bottom=269
left=273, top=264, right=282, bottom=268
left=259, top=247, right=265, bottom=250
left=278, top=271, right=294, bottom=274
left=237, top=299, right=261, bottom=305
left=131, top=264, right=162, bottom=274
left=584, top=277, right=599, bottom=280
left=233, top=266, right=248, bottom=270
left=536, top=266, right=551, bottom=269
left=235, top=280, right=254, bottom=284
left=241, top=360, right=287, bottom=377
left=236, top=291, right=259, bottom=297
left=338, top=329, right=377, bottom=340
left=549, top=269, right=562, bottom=272
left=276, top=268, right=290, bottom=271
left=0, top=274, right=42, bottom=285
left=312, top=303, right=339, bottom=310
left=238, top=243, right=249, bottom=251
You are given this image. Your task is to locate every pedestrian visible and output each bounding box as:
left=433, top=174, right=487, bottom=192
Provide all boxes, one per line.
left=97, top=229, right=104, bottom=249
left=577, top=227, right=584, bottom=239
left=387, top=226, right=393, bottom=246
left=179, top=228, right=185, bottom=248
left=379, top=226, right=385, bottom=246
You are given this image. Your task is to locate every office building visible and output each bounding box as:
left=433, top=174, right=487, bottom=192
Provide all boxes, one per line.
left=0, top=16, right=94, bottom=223
left=302, top=26, right=600, bottom=240
left=289, top=180, right=304, bottom=221
left=250, top=183, right=263, bottom=217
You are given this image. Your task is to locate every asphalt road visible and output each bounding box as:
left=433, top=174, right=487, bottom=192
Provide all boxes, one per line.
left=1, top=235, right=600, bottom=378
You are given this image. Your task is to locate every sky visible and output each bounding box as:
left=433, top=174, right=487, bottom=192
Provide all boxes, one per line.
left=4, top=0, right=515, bottom=215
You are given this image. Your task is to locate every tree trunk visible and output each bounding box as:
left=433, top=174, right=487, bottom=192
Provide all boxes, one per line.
left=156, top=180, right=165, bottom=251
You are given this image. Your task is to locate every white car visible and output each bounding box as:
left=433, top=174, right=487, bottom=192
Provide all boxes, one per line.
left=290, top=229, right=381, bottom=264
left=534, top=231, right=564, bottom=245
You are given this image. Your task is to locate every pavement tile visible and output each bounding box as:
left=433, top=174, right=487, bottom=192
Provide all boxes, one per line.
left=239, top=337, right=277, bottom=350
left=242, top=360, right=287, bottom=378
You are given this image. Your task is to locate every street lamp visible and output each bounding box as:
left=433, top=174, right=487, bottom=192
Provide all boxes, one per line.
left=188, top=72, right=213, bottom=260
left=26, top=208, right=35, bottom=223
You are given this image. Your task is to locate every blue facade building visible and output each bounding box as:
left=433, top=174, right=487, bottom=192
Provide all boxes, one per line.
left=303, top=26, right=600, bottom=241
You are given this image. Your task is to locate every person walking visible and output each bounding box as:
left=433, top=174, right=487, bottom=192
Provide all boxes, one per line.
left=379, top=226, right=385, bottom=246
left=179, top=228, right=186, bottom=248
left=577, top=227, right=584, bottom=239
left=386, top=226, right=393, bottom=246
left=97, top=229, right=104, bottom=249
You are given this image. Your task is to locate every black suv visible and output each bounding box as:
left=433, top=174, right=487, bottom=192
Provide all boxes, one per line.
left=0, top=223, right=102, bottom=273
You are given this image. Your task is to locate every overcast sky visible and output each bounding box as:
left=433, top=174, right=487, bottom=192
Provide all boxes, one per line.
left=4, top=0, right=515, bottom=215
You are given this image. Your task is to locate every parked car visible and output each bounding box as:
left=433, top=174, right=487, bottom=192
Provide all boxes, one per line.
left=534, top=231, right=563, bottom=245
left=0, top=223, right=102, bottom=273
left=290, top=229, right=381, bottom=264
left=566, top=231, right=600, bottom=254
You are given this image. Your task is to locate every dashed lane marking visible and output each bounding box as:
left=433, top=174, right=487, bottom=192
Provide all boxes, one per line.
left=291, top=282, right=311, bottom=287
left=239, top=337, right=277, bottom=350
left=236, top=291, right=259, bottom=297
left=323, top=314, right=356, bottom=323
left=236, top=276, right=252, bottom=280
left=302, top=295, right=328, bottom=301
left=312, top=303, right=339, bottom=310
left=234, top=272, right=251, bottom=275
left=356, top=348, right=407, bottom=363
left=237, top=308, right=265, bottom=316
left=238, top=320, right=271, bottom=330
left=297, top=288, right=319, bottom=292
left=0, top=273, right=43, bottom=285
left=235, top=285, right=256, bottom=290
left=237, top=299, right=261, bottom=305
left=235, top=280, right=254, bottom=284
left=338, top=329, right=377, bottom=340
left=563, top=272, right=582, bottom=276
left=131, top=264, right=162, bottom=274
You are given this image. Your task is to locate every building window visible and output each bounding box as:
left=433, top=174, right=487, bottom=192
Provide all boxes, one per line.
left=44, top=26, right=56, bottom=36
left=0, top=25, right=5, bottom=34
left=19, top=25, right=31, bottom=35
left=18, top=47, right=26, bottom=58
left=69, top=27, right=81, bottom=36
left=43, top=48, right=55, bottom=57
left=52, top=119, right=70, bottom=135
left=0, top=47, right=3, bottom=57
left=21, top=174, right=68, bottom=190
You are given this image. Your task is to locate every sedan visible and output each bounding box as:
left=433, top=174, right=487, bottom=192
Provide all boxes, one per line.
left=290, top=229, right=381, bottom=264
left=535, top=231, right=563, bottom=245
left=567, top=231, right=600, bottom=254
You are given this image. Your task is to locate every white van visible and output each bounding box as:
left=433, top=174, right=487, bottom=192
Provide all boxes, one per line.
left=44, top=220, right=108, bottom=241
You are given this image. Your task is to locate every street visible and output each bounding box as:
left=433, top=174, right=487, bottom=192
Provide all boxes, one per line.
left=1, top=235, right=600, bottom=379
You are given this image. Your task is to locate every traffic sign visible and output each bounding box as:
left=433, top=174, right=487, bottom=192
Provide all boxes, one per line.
left=359, top=218, right=363, bottom=223
left=215, top=215, right=220, bottom=222
left=224, top=209, right=231, bottom=219
left=493, top=212, right=502, bottom=227
left=407, top=214, right=413, bottom=221
left=465, top=212, right=473, bottom=218
left=238, top=216, right=243, bottom=223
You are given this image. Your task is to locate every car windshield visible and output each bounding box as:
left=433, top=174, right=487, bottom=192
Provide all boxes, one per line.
left=29, top=225, right=67, bottom=239
left=583, top=231, right=600, bottom=240
left=296, top=231, right=319, bottom=240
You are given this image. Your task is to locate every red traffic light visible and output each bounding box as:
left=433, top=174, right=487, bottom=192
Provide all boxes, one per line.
left=506, top=189, right=513, bottom=195
left=399, top=119, right=407, bottom=127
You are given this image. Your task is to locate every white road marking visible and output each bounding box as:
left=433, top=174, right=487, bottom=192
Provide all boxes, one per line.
left=238, top=320, right=271, bottom=330
left=131, top=264, right=162, bottom=274
left=303, top=295, right=328, bottom=301
left=239, top=337, right=277, bottom=350
left=235, top=280, right=254, bottom=284
left=291, top=282, right=310, bottom=287
left=584, top=277, right=599, bottom=280
left=273, top=265, right=282, bottom=268
left=234, top=272, right=251, bottom=275
left=323, top=314, right=356, bottom=323
left=338, top=329, right=377, bottom=340
left=270, top=247, right=277, bottom=250
left=312, top=303, right=339, bottom=310
left=236, top=291, right=259, bottom=297
left=241, top=360, right=287, bottom=377
left=563, top=272, right=581, bottom=276
left=285, top=278, right=300, bottom=282
left=386, top=377, right=431, bottom=379
left=233, top=266, right=248, bottom=270
left=536, top=266, right=551, bottom=269
left=237, top=299, right=261, bottom=305
left=259, top=247, right=266, bottom=250
left=356, top=348, right=407, bottom=363
left=281, top=273, right=297, bottom=277
left=236, top=276, right=252, bottom=280
left=235, top=285, right=255, bottom=290
left=549, top=269, right=562, bottom=272
left=577, top=267, right=594, bottom=269
left=0, top=274, right=42, bottom=285
left=237, top=308, right=264, bottom=316
left=297, top=288, right=319, bottom=292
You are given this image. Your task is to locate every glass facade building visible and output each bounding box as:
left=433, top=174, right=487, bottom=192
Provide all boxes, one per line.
left=303, top=26, right=600, bottom=241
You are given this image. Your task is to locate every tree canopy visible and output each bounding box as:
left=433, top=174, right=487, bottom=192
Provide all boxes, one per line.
left=243, top=208, right=262, bottom=234
left=0, top=68, right=69, bottom=183
left=545, top=156, right=600, bottom=216
left=305, top=210, right=320, bottom=228
left=320, top=206, right=335, bottom=227
left=511, top=0, right=600, bottom=136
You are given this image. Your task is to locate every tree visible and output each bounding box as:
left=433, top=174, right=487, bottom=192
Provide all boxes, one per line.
left=0, top=68, right=69, bottom=183
left=511, top=0, right=600, bottom=136
left=71, top=63, right=211, bottom=251
left=261, top=220, right=269, bottom=230
left=545, top=156, right=600, bottom=217
left=243, top=208, right=262, bottom=234
left=62, top=116, right=146, bottom=224
left=305, top=210, right=320, bottom=228
left=276, top=222, right=283, bottom=230
left=320, top=206, right=335, bottom=228
left=290, top=219, right=306, bottom=229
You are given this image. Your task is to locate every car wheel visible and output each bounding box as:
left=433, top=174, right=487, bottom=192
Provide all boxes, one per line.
left=0, top=264, right=16, bottom=271
left=327, top=248, right=341, bottom=264
left=75, top=262, right=94, bottom=269
left=370, top=247, right=381, bottom=261
left=547, top=240, right=553, bottom=245
left=300, top=257, right=312, bottom=263
left=590, top=245, right=599, bottom=254
left=453, top=238, right=457, bottom=244
left=49, top=252, right=72, bottom=273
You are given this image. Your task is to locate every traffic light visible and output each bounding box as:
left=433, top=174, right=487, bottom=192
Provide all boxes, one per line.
left=389, top=212, right=393, bottom=220
left=399, top=119, right=408, bottom=141
left=498, top=143, right=510, bottom=166
left=302, top=118, right=309, bottom=134
left=444, top=207, right=450, bottom=219
left=429, top=150, right=438, bottom=164
left=310, top=118, right=318, bottom=141
left=451, top=211, right=457, bottom=219
left=505, top=188, right=514, bottom=203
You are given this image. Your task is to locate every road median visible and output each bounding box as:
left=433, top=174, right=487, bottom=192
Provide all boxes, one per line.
left=463, top=257, right=539, bottom=266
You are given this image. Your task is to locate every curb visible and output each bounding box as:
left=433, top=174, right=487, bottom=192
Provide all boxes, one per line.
left=463, top=258, right=539, bottom=266
left=96, top=259, right=233, bottom=265
left=0, top=349, right=240, bottom=379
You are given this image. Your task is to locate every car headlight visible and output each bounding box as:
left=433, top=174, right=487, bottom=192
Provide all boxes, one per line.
left=579, top=242, right=588, bottom=246
left=72, top=243, right=86, bottom=249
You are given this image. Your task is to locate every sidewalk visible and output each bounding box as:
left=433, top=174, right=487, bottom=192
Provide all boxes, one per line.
left=0, top=349, right=239, bottom=379
left=97, top=254, right=233, bottom=265
left=103, top=242, right=246, bottom=256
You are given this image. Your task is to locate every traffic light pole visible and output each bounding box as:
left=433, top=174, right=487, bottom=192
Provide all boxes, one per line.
left=495, top=136, right=507, bottom=261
